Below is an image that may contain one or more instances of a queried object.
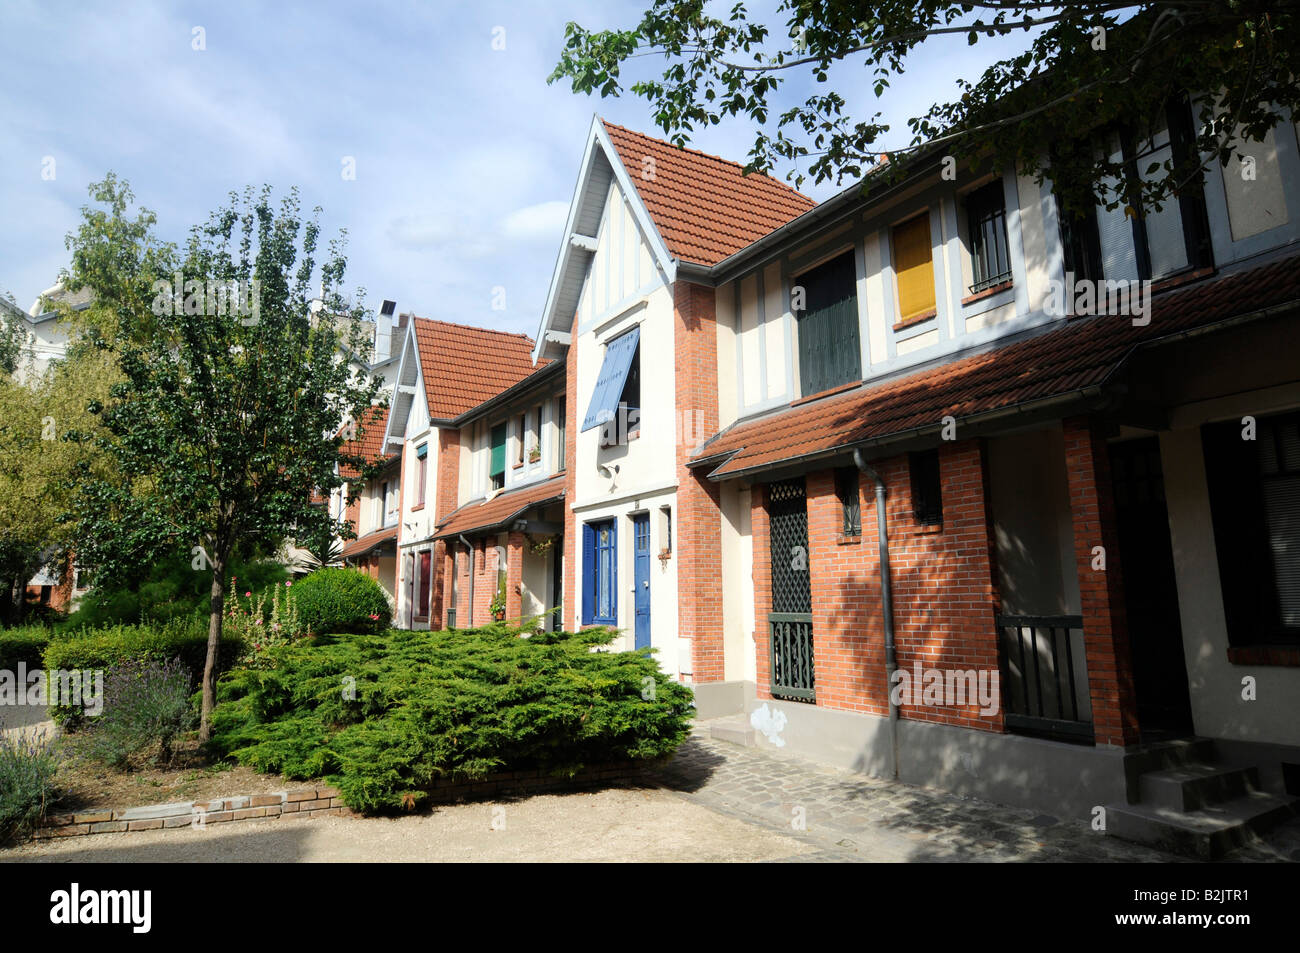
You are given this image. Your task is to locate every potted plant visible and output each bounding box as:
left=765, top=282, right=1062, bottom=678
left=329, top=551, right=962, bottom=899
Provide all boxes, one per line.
left=490, top=584, right=507, bottom=621
left=528, top=446, right=542, bottom=464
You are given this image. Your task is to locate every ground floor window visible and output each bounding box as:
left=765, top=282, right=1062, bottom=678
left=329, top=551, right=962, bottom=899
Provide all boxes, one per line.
left=1202, top=410, right=1300, bottom=645
left=582, top=518, right=617, bottom=625
left=415, top=549, right=431, bottom=621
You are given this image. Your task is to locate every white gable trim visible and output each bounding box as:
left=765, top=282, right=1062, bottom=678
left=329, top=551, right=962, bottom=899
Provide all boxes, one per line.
left=531, top=116, right=677, bottom=365
left=384, top=321, right=425, bottom=448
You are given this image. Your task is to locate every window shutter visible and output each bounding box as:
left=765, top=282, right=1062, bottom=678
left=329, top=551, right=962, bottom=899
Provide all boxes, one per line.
left=489, top=423, right=507, bottom=476
left=893, top=214, right=936, bottom=323
left=581, top=522, right=596, bottom=625
left=796, top=253, right=860, bottom=397
left=581, top=327, right=641, bottom=432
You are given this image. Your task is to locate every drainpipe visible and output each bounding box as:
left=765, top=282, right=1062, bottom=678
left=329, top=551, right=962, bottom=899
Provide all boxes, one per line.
left=458, top=535, right=475, bottom=627
left=854, top=449, right=900, bottom=781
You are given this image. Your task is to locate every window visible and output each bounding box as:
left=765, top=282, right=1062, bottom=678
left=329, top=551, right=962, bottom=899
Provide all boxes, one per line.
left=416, top=549, right=431, bottom=620
left=515, top=413, right=527, bottom=466
left=892, top=213, right=937, bottom=326
left=489, top=422, right=506, bottom=490
left=1202, top=411, right=1300, bottom=646
left=375, top=480, right=388, bottom=529
left=582, top=519, right=618, bottom=625
left=385, top=480, right=398, bottom=526
left=965, top=181, right=1012, bottom=294
left=659, top=505, right=672, bottom=554
left=529, top=405, right=543, bottom=463
left=835, top=467, right=861, bottom=536
left=581, top=326, right=640, bottom=436
left=556, top=396, right=566, bottom=470
left=793, top=252, right=861, bottom=397
left=414, top=444, right=428, bottom=506
left=615, top=342, right=640, bottom=443
left=1057, top=96, right=1211, bottom=289
left=909, top=449, right=943, bottom=526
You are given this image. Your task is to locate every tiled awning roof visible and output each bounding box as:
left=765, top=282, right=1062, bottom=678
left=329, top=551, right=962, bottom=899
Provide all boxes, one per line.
left=692, top=254, right=1300, bottom=480
left=434, top=476, right=566, bottom=540
left=340, top=526, right=398, bottom=560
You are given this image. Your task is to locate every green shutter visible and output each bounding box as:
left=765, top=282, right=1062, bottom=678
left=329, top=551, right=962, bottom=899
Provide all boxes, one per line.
left=797, top=253, right=861, bottom=397
left=490, top=423, right=507, bottom=476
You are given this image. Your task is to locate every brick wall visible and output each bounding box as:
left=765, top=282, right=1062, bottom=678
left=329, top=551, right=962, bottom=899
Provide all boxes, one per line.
left=751, top=441, right=1004, bottom=732
left=673, top=281, right=724, bottom=681
left=1063, top=415, right=1140, bottom=747
left=430, top=426, right=461, bottom=627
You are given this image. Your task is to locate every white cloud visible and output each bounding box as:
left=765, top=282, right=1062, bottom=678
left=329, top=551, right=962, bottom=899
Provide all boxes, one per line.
left=500, top=200, right=568, bottom=243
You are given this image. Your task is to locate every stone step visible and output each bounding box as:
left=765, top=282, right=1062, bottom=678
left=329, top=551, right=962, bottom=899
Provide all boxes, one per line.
left=1124, top=738, right=1216, bottom=776
left=1106, top=790, right=1299, bottom=860
left=1139, top=763, right=1260, bottom=812
left=707, top=715, right=756, bottom=748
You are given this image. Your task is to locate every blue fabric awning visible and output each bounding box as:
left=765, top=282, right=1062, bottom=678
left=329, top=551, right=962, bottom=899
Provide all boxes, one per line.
left=580, top=326, right=640, bottom=432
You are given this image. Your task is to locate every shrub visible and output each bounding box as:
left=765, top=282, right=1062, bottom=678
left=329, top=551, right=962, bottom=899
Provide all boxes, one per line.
left=43, top=620, right=243, bottom=725
left=0, top=626, right=53, bottom=671
left=225, top=580, right=303, bottom=667
left=0, top=725, right=61, bottom=842
left=62, top=553, right=288, bottom=630
left=209, top=625, right=695, bottom=813
left=285, top=568, right=390, bottom=635
left=87, top=657, right=193, bottom=768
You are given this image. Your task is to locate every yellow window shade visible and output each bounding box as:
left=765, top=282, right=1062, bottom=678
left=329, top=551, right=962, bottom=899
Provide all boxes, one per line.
left=893, top=213, right=936, bottom=323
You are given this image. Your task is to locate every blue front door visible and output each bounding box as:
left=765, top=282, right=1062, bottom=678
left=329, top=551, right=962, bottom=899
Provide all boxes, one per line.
left=632, top=513, right=651, bottom=650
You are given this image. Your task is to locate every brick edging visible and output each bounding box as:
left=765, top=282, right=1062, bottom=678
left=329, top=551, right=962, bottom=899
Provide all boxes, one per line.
left=35, top=787, right=350, bottom=838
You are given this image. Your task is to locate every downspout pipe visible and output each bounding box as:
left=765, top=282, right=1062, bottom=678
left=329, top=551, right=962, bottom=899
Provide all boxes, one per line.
left=854, top=449, right=900, bottom=781
left=458, top=535, right=475, bottom=628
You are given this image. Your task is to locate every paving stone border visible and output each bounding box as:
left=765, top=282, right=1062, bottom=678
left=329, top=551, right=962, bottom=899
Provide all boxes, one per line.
left=36, top=787, right=350, bottom=838
left=34, top=760, right=665, bottom=839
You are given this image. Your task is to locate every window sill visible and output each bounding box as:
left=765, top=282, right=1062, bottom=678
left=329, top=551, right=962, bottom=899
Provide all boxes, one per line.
left=893, top=308, right=937, bottom=332
left=961, top=281, right=1013, bottom=306
left=791, top=380, right=862, bottom=407
left=512, top=463, right=524, bottom=470
left=911, top=522, right=944, bottom=535
left=411, top=504, right=425, bottom=512
left=836, top=534, right=862, bottom=546
left=1151, top=266, right=1215, bottom=294
left=1226, top=645, right=1300, bottom=667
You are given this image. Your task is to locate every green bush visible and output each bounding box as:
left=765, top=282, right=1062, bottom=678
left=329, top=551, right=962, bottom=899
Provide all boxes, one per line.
left=88, top=657, right=194, bottom=768
left=43, top=620, right=244, bottom=725
left=0, top=626, right=53, bottom=671
left=63, top=553, right=288, bottom=630
left=286, top=568, right=390, bottom=635
left=0, top=726, right=61, bottom=842
left=209, top=625, right=695, bottom=813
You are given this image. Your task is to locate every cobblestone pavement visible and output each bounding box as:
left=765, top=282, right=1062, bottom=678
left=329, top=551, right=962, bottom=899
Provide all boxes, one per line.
left=647, top=728, right=1300, bottom=863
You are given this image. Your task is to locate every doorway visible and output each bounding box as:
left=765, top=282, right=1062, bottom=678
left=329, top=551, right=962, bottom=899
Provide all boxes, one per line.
left=1109, top=436, right=1194, bottom=736
left=632, top=514, right=651, bottom=650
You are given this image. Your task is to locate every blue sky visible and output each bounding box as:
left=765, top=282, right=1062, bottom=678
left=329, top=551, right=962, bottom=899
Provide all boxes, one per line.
left=0, top=0, right=1037, bottom=339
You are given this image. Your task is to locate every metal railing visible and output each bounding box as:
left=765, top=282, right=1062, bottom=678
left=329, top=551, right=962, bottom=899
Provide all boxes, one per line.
left=770, top=612, right=815, bottom=703
left=996, top=614, right=1092, bottom=743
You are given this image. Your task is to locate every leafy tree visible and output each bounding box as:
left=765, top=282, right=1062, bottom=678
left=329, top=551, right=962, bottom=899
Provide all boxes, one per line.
left=550, top=1, right=1300, bottom=215
left=68, top=177, right=382, bottom=740
left=0, top=293, right=28, bottom=377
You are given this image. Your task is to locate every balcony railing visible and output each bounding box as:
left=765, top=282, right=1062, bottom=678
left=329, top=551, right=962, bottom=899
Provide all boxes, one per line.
left=769, top=612, right=815, bottom=703
left=996, top=614, right=1092, bottom=743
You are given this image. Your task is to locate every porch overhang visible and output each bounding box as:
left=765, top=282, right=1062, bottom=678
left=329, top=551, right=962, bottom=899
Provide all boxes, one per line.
left=340, top=527, right=398, bottom=560
left=433, top=476, right=566, bottom=541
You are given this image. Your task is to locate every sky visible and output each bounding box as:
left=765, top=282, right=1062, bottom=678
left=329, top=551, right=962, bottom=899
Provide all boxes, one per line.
left=0, top=0, right=1040, bottom=342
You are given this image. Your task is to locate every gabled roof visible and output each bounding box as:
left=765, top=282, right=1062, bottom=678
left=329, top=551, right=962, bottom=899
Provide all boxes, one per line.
left=338, top=405, right=394, bottom=480
left=532, top=116, right=814, bottom=363
left=434, top=475, right=566, bottom=540
left=692, top=253, right=1300, bottom=480
left=412, top=317, right=543, bottom=420
left=601, top=120, right=815, bottom=268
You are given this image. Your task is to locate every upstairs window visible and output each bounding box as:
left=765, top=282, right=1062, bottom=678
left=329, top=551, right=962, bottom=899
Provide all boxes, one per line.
left=893, top=213, right=937, bottom=327
left=835, top=467, right=861, bottom=536
left=965, top=181, right=1012, bottom=294
left=909, top=449, right=943, bottom=526
left=793, top=252, right=861, bottom=397
left=489, top=422, right=506, bottom=490
left=414, top=444, right=428, bottom=507
left=515, top=412, right=527, bottom=466
left=582, top=326, right=640, bottom=444
left=556, top=396, right=567, bottom=470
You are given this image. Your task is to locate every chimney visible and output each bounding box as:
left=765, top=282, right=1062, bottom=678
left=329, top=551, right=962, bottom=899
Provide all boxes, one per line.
left=375, top=299, right=397, bottom=362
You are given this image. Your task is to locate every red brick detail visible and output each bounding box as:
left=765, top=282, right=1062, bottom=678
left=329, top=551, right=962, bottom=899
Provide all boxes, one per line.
left=750, top=443, right=1004, bottom=732
left=506, top=531, right=525, bottom=620
left=1063, top=416, right=1141, bottom=747
left=430, top=426, right=461, bottom=627
left=673, top=281, right=724, bottom=681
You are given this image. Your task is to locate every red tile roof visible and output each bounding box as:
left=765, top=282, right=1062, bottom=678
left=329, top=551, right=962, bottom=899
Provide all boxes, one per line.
left=339, top=405, right=394, bottom=480
left=694, top=255, right=1300, bottom=479
left=434, top=476, right=566, bottom=539
left=602, top=121, right=816, bottom=267
left=411, top=318, right=546, bottom=420
left=340, top=526, right=398, bottom=560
